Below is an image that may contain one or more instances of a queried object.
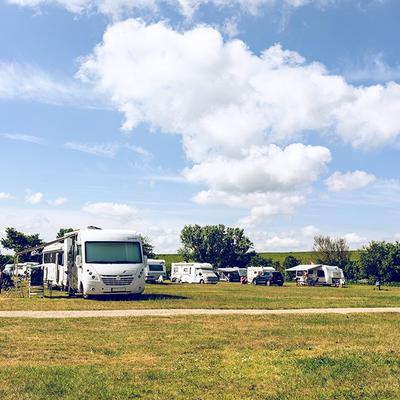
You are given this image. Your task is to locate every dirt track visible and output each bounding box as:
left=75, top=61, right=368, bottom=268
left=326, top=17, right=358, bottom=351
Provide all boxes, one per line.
left=0, top=307, right=399, bottom=318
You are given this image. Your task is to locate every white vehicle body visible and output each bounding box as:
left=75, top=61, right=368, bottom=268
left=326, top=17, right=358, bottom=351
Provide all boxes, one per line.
left=171, top=262, right=218, bottom=284
left=285, top=264, right=345, bottom=286
left=42, top=229, right=146, bottom=297
left=42, top=242, right=68, bottom=289
left=145, top=259, right=166, bottom=283
left=4, top=264, right=14, bottom=275
left=13, top=262, right=39, bottom=277
left=247, top=266, right=275, bottom=284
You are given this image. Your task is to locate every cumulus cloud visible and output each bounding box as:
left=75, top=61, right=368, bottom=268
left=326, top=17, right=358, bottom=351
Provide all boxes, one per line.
left=83, top=202, right=138, bottom=220
left=265, top=235, right=300, bottom=249
left=0, top=192, right=13, bottom=200
left=344, top=232, right=367, bottom=246
left=301, top=225, right=319, bottom=237
left=25, top=190, right=44, bottom=204
left=326, top=170, right=376, bottom=192
left=47, top=197, right=68, bottom=206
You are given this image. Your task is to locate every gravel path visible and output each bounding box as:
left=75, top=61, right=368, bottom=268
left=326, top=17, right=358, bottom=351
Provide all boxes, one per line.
left=0, top=307, right=399, bottom=318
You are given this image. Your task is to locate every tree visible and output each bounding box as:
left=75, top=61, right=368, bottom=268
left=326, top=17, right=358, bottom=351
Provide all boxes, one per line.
left=360, top=241, right=400, bottom=282
left=141, top=236, right=155, bottom=258
left=0, top=227, right=43, bottom=262
left=57, top=228, right=74, bottom=238
left=248, top=254, right=272, bottom=267
left=283, top=255, right=300, bottom=270
left=178, top=224, right=254, bottom=268
left=0, top=252, right=12, bottom=267
left=313, top=235, right=350, bottom=268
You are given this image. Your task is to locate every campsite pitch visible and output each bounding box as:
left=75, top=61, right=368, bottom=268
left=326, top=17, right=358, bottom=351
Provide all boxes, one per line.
left=0, top=282, right=400, bottom=311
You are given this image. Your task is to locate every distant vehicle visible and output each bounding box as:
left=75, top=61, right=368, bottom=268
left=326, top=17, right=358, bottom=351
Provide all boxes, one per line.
left=171, top=262, right=218, bottom=284
left=250, top=270, right=284, bottom=286
left=247, top=266, right=275, bottom=285
left=217, top=268, right=241, bottom=282
left=3, top=264, right=14, bottom=275
left=145, top=259, right=167, bottom=283
left=285, top=264, right=345, bottom=286
left=13, top=262, right=39, bottom=278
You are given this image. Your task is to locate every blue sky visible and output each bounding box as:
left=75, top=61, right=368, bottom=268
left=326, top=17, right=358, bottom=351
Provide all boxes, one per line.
left=1, top=0, right=400, bottom=252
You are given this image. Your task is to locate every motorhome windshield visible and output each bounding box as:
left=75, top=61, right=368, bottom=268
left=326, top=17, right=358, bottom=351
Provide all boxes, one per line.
left=199, top=269, right=214, bottom=274
left=149, top=264, right=164, bottom=272
left=85, top=241, right=142, bottom=264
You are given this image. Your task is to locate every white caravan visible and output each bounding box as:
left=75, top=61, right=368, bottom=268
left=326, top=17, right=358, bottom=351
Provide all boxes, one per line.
left=145, top=259, right=167, bottom=283
left=42, top=241, right=68, bottom=290
left=285, top=264, right=345, bottom=286
left=247, top=266, right=275, bottom=284
left=42, top=229, right=146, bottom=297
left=171, top=262, right=218, bottom=284
left=13, top=262, right=39, bottom=277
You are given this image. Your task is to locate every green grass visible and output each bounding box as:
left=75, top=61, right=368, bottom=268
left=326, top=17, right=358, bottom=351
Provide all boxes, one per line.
left=1, top=282, right=399, bottom=311
left=0, top=313, right=399, bottom=399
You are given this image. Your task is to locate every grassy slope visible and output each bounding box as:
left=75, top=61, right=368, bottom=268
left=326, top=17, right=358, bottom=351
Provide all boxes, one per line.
left=0, top=314, right=399, bottom=399
left=1, top=283, right=399, bottom=311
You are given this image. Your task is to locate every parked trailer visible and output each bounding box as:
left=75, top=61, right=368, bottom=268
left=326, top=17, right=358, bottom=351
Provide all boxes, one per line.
left=217, top=267, right=241, bottom=282
left=41, top=228, right=146, bottom=298
left=285, top=264, right=345, bottom=286
left=145, top=259, right=167, bottom=283
left=171, top=262, right=218, bottom=284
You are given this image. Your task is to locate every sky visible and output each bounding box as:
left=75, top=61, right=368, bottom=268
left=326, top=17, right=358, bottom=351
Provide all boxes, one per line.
left=1, top=0, right=400, bottom=253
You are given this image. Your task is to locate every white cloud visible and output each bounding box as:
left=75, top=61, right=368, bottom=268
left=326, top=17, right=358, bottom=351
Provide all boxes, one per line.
left=82, top=202, right=138, bottom=220
left=78, top=20, right=400, bottom=157
left=0, top=192, right=13, bottom=200
left=47, top=197, right=68, bottom=206
left=25, top=190, right=44, bottom=204
left=1, top=133, right=44, bottom=144
left=64, top=142, right=119, bottom=157
left=301, top=225, right=319, bottom=237
left=75, top=19, right=400, bottom=222
left=6, top=0, right=359, bottom=19
left=326, top=170, right=376, bottom=192
left=344, top=232, right=367, bottom=246
left=0, top=61, right=94, bottom=106
left=265, top=235, right=300, bottom=249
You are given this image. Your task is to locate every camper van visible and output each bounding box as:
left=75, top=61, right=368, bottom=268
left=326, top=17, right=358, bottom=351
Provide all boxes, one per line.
left=247, top=266, right=276, bottom=285
left=171, top=262, right=218, bottom=284
left=145, top=259, right=167, bottom=283
left=286, top=264, right=345, bottom=286
left=41, top=229, right=146, bottom=297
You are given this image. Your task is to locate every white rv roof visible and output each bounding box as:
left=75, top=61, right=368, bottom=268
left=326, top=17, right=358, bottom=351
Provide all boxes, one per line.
left=78, top=229, right=142, bottom=242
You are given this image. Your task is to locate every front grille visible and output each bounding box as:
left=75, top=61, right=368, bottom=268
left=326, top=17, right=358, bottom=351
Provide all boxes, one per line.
left=101, top=275, right=134, bottom=286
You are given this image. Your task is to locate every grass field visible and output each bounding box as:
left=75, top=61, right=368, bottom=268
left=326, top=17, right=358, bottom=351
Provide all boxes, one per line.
left=1, top=282, right=399, bottom=311
left=0, top=313, right=399, bottom=399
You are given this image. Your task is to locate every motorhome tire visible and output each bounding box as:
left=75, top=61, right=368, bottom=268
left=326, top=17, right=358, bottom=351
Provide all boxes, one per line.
left=200, top=279, right=205, bottom=284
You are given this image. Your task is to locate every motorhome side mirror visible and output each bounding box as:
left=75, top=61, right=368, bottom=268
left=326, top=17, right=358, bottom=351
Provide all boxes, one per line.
left=143, top=255, right=148, bottom=265
left=76, top=255, right=82, bottom=266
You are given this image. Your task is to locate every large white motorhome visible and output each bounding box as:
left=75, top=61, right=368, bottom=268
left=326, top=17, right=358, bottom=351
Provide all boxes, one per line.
left=42, top=229, right=146, bottom=297
left=145, top=259, right=167, bottom=283
left=171, top=262, right=218, bottom=284
left=247, top=266, right=275, bottom=284
left=285, top=264, right=345, bottom=286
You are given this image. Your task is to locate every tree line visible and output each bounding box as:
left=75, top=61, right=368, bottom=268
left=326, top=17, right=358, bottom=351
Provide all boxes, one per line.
left=1, top=225, right=399, bottom=283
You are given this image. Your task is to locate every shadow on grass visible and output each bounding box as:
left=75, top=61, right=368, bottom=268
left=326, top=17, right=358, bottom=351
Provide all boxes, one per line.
left=44, top=293, right=188, bottom=302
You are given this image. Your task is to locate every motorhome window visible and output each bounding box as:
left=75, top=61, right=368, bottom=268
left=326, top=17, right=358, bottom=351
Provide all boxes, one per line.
left=183, top=268, right=189, bottom=273
left=173, top=267, right=178, bottom=272
left=149, top=264, right=164, bottom=272
left=58, top=253, right=63, bottom=266
left=85, top=242, right=142, bottom=264
left=43, top=253, right=50, bottom=263
left=317, top=270, right=325, bottom=278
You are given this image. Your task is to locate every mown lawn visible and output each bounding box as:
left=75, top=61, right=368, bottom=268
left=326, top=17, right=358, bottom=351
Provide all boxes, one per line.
left=0, top=282, right=399, bottom=311
left=0, top=314, right=399, bottom=399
